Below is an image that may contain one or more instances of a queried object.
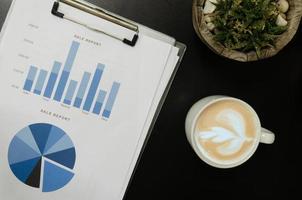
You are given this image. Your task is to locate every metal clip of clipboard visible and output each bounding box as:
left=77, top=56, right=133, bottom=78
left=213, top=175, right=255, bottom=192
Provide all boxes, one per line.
left=51, top=0, right=139, bottom=47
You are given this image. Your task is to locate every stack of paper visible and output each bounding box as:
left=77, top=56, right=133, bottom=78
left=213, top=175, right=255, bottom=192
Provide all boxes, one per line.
left=0, top=0, right=184, bottom=199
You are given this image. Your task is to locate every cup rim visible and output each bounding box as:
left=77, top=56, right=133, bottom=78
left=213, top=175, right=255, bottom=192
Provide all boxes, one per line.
left=190, top=97, right=262, bottom=168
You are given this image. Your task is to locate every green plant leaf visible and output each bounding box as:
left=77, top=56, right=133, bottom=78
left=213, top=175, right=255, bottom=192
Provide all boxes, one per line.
left=212, top=0, right=287, bottom=54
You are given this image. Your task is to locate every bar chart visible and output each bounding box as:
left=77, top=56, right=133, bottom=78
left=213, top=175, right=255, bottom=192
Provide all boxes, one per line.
left=23, top=41, right=121, bottom=119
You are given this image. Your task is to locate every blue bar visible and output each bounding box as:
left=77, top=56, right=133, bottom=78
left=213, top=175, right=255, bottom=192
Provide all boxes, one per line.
left=44, top=61, right=61, bottom=98
left=93, top=90, right=107, bottom=115
left=73, top=72, right=91, bottom=108
left=54, top=41, right=80, bottom=102
left=34, top=69, right=48, bottom=95
left=63, top=80, right=78, bottom=105
left=102, top=82, right=121, bottom=118
left=83, top=64, right=105, bottom=112
left=23, top=66, right=38, bottom=92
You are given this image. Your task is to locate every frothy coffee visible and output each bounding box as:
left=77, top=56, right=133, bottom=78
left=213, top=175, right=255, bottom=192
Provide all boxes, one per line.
left=195, top=99, right=258, bottom=165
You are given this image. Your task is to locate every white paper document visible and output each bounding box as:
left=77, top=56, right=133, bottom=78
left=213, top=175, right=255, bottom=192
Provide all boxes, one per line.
left=0, top=0, right=181, bottom=199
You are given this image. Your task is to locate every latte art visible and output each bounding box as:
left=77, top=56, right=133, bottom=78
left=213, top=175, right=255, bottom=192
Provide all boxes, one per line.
left=195, top=100, right=257, bottom=164
left=198, top=109, right=253, bottom=155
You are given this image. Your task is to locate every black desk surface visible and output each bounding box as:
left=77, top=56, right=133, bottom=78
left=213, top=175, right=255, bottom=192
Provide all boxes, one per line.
left=1, top=0, right=301, bottom=199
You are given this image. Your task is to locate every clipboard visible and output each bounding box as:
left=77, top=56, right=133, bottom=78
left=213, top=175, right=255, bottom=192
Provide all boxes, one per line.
left=0, top=0, right=186, bottom=199
left=49, top=2, right=187, bottom=196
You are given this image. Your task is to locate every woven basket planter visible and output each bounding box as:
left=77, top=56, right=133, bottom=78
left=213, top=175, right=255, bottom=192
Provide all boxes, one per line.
left=192, top=0, right=302, bottom=62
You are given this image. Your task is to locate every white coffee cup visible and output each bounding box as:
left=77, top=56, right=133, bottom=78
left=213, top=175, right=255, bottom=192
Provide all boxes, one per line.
left=185, top=96, right=275, bottom=168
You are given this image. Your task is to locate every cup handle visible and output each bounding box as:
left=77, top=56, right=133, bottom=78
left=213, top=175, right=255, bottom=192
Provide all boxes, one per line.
left=260, top=128, right=275, bottom=144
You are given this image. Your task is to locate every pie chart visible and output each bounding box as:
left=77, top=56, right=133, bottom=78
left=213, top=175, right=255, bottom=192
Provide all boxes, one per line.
left=8, top=123, right=76, bottom=192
